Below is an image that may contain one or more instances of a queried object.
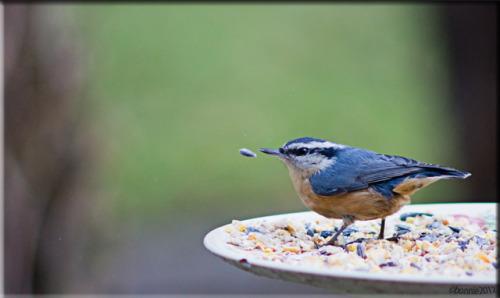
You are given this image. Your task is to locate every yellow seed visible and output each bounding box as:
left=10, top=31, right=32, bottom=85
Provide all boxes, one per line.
left=422, top=241, right=432, bottom=250
left=256, top=243, right=274, bottom=253
left=347, top=244, right=356, bottom=252
left=283, top=247, right=299, bottom=253
left=263, top=247, right=274, bottom=253
left=248, top=234, right=256, bottom=240
left=406, top=218, right=415, bottom=223
left=238, top=225, right=246, bottom=232
left=403, top=242, right=413, bottom=252
left=409, top=256, right=419, bottom=263
left=475, top=252, right=490, bottom=263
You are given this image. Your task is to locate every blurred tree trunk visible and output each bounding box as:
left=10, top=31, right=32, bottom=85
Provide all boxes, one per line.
left=442, top=3, right=497, bottom=202
left=4, top=4, right=96, bottom=293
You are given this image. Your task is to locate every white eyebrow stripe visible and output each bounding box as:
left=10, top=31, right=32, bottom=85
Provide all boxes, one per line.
left=285, top=141, right=346, bottom=150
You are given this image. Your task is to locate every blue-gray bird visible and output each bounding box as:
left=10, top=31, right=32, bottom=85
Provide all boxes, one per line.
left=259, top=137, right=470, bottom=246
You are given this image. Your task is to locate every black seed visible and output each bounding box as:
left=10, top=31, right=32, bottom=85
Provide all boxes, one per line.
left=427, top=221, right=441, bottom=229
left=397, top=230, right=409, bottom=236
left=342, top=226, right=359, bottom=236
left=346, top=238, right=366, bottom=245
left=458, top=240, right=468, bottom=251
left=379, top=261, right=397, bottom=268
left=320, top=230, right=335, bottom=238
left=419, top=233, right=438, bottom=242
left=392, top=228, right=410, bottom=239
left=356, top=243, right=366, bottom=259
left=386, top=236, right=399, bottom=242
left=306, top=229, right=315, bottom=237
left=395, top=224, right=412, bottom=231
left=245, top=227, right=264, bottom=234
left=472, top=235, right=489, bottom=246
left=448, top=226, right=463, bottom=233
left=410, top=263, right=422, bottom=270
left=445, top=232, right=460, bottom=242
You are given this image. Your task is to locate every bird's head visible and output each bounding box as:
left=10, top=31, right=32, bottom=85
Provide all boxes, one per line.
left=259, top=137, right=345, bottom=174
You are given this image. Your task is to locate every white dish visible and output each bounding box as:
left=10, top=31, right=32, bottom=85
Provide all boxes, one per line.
left=204, top=203, right=497, bottom=294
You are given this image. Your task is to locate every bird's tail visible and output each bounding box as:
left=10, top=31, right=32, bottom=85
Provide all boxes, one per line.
left=438, top=169, right=471, bottom=179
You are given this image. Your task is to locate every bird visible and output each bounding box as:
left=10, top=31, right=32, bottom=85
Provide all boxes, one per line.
left=258, top=137, right=471, bottom=246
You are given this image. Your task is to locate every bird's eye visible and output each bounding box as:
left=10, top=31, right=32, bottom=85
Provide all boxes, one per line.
left=296, top=147, right=309, bottom=156
left=279, top=148, right=285, bottom=154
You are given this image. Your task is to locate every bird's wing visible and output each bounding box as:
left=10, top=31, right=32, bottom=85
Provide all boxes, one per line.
left=355, top=154, right=450, bottom=183
left=310, top=149, right=467, bottom=197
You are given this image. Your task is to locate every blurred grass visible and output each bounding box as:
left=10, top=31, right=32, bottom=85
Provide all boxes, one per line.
left=73, top=4, right=468, bottom=223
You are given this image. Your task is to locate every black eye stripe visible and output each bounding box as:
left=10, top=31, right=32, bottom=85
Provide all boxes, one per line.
left=287, top=147, right=309, bottom=156
left=283, top=147, right=336, bottom=157
left=318, top=147, right=335, bottom=157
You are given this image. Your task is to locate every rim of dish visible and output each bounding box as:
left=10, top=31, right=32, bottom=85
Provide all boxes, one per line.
left=204, top=203, right=497, bottom=285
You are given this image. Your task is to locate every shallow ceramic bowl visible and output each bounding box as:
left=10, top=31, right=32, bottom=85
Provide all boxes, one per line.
left=204, top=203, right=497, bottom=295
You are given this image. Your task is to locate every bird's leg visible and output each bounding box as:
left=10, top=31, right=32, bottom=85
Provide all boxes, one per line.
left=324, top=215, right=355, bottom=246
left=378, top=217, right=386, bottom=240
left=323, top=223, right=348, bottom=246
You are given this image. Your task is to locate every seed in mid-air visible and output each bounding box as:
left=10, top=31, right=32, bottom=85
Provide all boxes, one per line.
left=239, top=148, right=257, bottom=158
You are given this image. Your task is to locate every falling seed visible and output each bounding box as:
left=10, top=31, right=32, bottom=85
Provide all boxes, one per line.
left=239, top=148, right=257, bottom=157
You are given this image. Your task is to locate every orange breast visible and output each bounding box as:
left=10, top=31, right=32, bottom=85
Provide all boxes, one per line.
left=288, top=169, right=410, bottom=221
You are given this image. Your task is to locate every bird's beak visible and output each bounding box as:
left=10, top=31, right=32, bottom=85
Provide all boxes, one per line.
left=258, top=148, right=286, bottom=158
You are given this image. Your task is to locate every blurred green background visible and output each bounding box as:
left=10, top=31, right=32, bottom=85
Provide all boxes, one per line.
left=78, top=4, right=465, bottom=222
left=5, top=3, right=496, bottom=295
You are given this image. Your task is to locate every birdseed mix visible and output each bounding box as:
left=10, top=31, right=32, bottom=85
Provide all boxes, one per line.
left=225, top=211, right=497, bottom=277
